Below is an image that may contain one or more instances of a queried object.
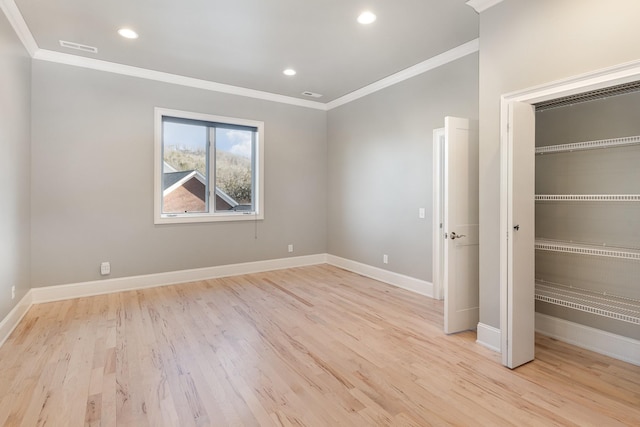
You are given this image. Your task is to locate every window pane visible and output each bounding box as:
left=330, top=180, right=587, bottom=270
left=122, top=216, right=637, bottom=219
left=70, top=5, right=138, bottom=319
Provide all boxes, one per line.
left=162, top=121, right=208, bottom=213
left=214, top=127, right=254, bottom=212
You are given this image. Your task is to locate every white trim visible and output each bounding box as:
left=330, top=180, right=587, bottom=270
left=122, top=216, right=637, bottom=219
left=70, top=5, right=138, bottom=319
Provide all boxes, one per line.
left=32, top=49, right=327, bottom=111
left=30, top=254, right=327, bottom=304
left=3, top=254, right=430, bottom=346
left=33, top=41, right=480, bottom=112
left=432, top=128, right=445, bottom=300
left=0, top=290, right=33, bottom=347
left=500, top=58, right=640, bottom=367
left=476, top=322, right=501, bottom=352
left=466, top=0, right=504, bottom=14
left=326, top=254, right=434, bottom=298
left=0, top=0, right=38, bottom=56
left=326, top=39, right=479, bottom=110
left=536, top=313, right=640, bottom=367
left=502, top=58, right=640, bottom=105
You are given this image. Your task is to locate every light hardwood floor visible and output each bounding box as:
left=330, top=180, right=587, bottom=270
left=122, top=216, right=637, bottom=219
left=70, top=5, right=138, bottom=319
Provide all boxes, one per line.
left=0, top=264, right=639, bottom=426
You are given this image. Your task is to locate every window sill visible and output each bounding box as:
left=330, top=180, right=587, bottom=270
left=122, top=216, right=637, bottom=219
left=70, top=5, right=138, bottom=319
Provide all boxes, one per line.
left=154, top=212, right=264, bottom=224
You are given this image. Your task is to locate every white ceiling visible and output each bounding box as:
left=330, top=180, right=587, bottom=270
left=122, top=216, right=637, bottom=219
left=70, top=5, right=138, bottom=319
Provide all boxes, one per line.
left=13, top=0, right=479, bottom=103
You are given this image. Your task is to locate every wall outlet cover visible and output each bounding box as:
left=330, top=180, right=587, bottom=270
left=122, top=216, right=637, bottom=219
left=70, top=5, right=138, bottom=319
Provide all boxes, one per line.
left=100, top=262, right=111, bottom=275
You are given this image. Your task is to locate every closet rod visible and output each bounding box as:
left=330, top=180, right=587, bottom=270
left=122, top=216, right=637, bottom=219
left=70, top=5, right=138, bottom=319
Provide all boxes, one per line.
left=536, top=135, right=640, bottom=154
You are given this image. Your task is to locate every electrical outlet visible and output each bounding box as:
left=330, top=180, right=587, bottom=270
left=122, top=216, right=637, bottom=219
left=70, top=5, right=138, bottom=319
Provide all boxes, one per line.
left=419, top=207, right=426, bottom=219
left=383, top=254, right=388, bottom=264
left=288, top=244, right=294, bottom=253
left=11, top=286, right=15, bottom=300
left=100, top=262, right=111, bottom=276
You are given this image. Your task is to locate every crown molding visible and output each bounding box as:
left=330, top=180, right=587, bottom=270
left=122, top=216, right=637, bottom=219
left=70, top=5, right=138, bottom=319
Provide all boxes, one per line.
left=0, top=0, right=37, bottom=55
left=32, top=49, right=327, bottom=110
left=466, top=0, right=504, bottom=13
left=3, top=0, right=478, bottom=111
left=326, top=38, right=479, bottom=110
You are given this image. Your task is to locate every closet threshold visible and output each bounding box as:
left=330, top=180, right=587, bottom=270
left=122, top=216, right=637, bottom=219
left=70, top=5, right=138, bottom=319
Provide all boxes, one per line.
left=535, top=280, right=640, bottom=325
left=535, top=239, right=640, bottom=261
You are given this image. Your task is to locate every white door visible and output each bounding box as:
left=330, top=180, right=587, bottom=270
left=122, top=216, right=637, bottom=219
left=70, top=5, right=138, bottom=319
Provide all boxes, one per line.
left=443, top=117, right=479, bottom=334
left=504, top=101, right=536, bottom=368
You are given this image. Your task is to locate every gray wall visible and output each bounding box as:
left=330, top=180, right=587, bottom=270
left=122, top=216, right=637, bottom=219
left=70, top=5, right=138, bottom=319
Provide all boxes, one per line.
left=0, top=12, right=31, bottom=319
left=479, top=0, right=640, bottom=328
left=327, top=53, right=478, bottom=282
left=31, top=61, right=327, bottom=287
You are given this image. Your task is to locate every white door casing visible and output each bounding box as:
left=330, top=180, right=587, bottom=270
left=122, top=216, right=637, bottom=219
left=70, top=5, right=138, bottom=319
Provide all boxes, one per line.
left=444, top=117, right=480, bottom=334
left=498, top=59, right=640, bottom=369
left=432, top=128, right=445, bottom=301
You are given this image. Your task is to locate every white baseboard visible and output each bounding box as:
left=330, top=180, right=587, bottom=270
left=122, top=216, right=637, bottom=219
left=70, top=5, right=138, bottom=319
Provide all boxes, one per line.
left=30, top=254, right=327, bottom=304
left=8, top=255, right=638, bottom=367
left=536, top=313, right=640, bottom=367
left=4, top=253, right=436, bottom=346
left=474, top=316, right=640, bottom=364
left=326, top=254, right=434, bottom=298
left=476, top=322, right=501, bottom=352
left=1, top=254, right=326, bottom=346
left=0, top=290, right=33, bottom=347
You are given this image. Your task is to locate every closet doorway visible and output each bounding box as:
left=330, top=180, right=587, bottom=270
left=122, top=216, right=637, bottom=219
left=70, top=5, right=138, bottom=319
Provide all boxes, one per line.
left=500, top=61, right=640, bottom=369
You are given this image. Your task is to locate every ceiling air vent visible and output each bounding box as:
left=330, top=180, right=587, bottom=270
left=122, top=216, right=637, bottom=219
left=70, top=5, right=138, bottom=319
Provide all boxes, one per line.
left=302, top=91, right=323, bottom=98
left=59, top=40, right=98, bottom=54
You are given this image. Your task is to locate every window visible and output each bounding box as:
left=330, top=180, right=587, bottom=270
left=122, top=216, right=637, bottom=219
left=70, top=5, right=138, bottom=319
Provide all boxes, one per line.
left=154, top=108, right=264, bottom=224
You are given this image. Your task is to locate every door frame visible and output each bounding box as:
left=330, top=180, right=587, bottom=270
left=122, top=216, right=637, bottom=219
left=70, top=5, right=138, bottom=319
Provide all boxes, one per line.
left=432, top=127, right=445, bottom=301
left=499, top=59, right=640, bottom=367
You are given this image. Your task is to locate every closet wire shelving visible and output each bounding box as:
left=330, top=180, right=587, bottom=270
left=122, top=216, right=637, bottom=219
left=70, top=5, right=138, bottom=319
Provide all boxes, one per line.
left=535, top=194, right=640, bottom=202
left=535, top=135, right=640, bottom=154
left=534, top=134, right=640, bottom=325
left=535, top=239, right=640, bottom=261
left=535, top=280, right=640, bottom=325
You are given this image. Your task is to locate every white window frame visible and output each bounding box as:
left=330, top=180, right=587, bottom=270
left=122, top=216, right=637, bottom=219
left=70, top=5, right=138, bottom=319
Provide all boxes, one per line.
left=154, top=107, right=264, bottom=224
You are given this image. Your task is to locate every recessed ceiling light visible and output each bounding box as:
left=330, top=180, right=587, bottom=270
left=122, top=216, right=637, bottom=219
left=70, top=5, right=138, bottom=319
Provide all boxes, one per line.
left=357, top=11, right=376, bottom=25
left=118, top=28, right=139, bottom=39
left=283, top=68, right=297, bottom=76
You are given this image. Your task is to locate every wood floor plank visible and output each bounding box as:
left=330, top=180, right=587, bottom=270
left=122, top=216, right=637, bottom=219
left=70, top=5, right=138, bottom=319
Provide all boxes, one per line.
left=0, top=264, right=639, bottom=426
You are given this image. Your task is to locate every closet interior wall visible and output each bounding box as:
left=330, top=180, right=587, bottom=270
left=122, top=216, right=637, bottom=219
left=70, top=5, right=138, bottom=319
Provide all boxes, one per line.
left=535, top=90, right=640, bottom=340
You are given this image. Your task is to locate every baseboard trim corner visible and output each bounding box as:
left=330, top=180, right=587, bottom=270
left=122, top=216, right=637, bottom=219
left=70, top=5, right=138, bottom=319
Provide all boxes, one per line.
left=535, top=313, right=640, bottom=366
left=0, top=290, right=33, bottom=347
left=476, top=322, right=501, bottom=352
left=326, top=254, right=434, bottom=298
